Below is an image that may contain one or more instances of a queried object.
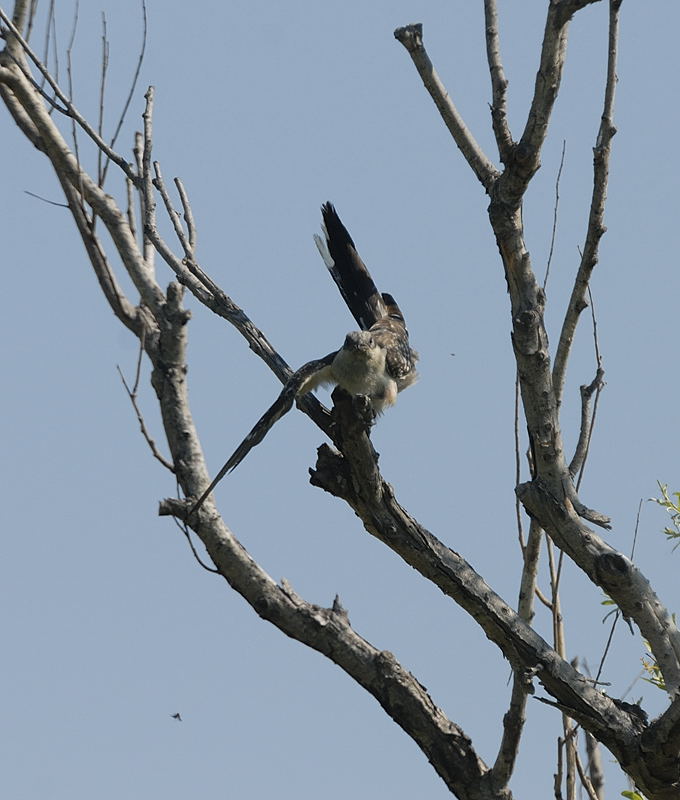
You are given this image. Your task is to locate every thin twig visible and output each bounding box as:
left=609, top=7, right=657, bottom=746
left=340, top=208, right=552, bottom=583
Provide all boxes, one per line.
left=175, top=177, right=196, bottom=252
left=584, top=734, right=605, bottom=800
left=23, top=189, right=68, bottom=207
left=535, top=585, right=553, bottom=610
left=132, top=326, right=144, bottom=393
left=153, top=161, right=192, bottom=256
left=171, top=516, right=219, bottom=573
left=6, top=50, right=68, bottom=111
left=630, top=497, right=642, bottom=561
left=117, top=359, right=175, bottom=473
left=574, top=286, right=605, bottom=490
left=594, top=611, right=620, bottom=692
left=48, top=1, right=57, bottom=81
left=543, top=140, right=566, bottom=290
left=96, top=11, right=108, bottom=187
left=555, top=548, right=566, bottom=605
left=109, top=0, right=147, bottom=156
left=45, top=4, right=58, bottom=116
left=492, top=669, right=529, bottom=785
left=6, top=64, right=167, bottom=315
left=143, top=180, right=225, bottom=299
left=492, top=509, right=543, bottom=784
left=492, top=524, right=543, bottom=787
left=0, top=7, right=138, bottom=183
left=620, top=669, right=646, bottom=702
left=564, top=719, right=577, bottom=800
left=547, top=538, right=565, bottom=656
left=99, top=0, right=147, bottom=189
left=593, top=500, right=644, bottom=689
left=3, top=8, right=329, bottom=442
left=65, top=3, right=85, bottom=216
left=554, top=737, right=564, bottom=800
left=127, top=201, right=334, bottom=438
left=493, top=371, right=544, bottom=787
left=53, top=158, right=139, bottom=334
left=568, top=365, right=605, bottom=478
left=39, top=0, right=54, bottom=94
left=25, top=0, right=38, bottom=43
left=65, top=2, right=78, bottom=67
left=514, top=371, right=525, bottom=552
left=574, top=749, right=600, bottom=800
left=588, top=285, right=603, bottom=367
left=546, top=533, right=576, bottom=799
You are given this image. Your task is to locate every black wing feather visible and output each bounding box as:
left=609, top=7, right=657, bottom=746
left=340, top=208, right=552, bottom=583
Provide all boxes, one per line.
left=320, top=202, right=387, bottom=331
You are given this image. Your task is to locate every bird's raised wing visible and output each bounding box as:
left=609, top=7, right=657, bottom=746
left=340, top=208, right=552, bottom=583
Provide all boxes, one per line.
left=189, top=352, right=337, bottom=516
left=314, top=202, right=387, bottom=331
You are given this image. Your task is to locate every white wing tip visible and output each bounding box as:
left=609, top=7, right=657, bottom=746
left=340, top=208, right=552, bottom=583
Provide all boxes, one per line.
left=313, top=232, right=334, bottom=269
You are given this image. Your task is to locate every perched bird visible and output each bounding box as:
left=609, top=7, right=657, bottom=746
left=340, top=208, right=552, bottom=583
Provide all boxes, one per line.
left=189, top=203, right=417, bottom=516
left=312, top=203, right=418, bottom=409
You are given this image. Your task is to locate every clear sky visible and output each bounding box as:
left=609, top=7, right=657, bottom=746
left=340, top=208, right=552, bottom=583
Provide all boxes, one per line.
left=2, top=1, right=679, bottom=798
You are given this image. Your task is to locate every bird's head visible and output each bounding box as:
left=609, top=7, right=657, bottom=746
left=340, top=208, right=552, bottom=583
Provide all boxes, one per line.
left=342, top=330, right=376, bottom=356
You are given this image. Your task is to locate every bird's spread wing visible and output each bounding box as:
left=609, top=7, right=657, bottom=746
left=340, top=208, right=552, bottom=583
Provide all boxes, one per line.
left=314, top=202, right=387, bottom=331
left=189, top=352, right=337, bottom=516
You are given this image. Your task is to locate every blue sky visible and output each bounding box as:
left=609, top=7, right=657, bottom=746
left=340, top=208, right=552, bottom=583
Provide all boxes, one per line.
left=2, top=1, right=679, bottom=797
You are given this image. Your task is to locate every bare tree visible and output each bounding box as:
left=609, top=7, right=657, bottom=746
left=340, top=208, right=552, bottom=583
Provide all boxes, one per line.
left=1, top=1, right=678, bottom=798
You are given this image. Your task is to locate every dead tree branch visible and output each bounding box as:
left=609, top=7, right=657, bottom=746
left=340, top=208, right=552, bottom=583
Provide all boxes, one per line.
left=396, top=2, right=680, bottom=699
left=394, top=4, right=680, bottom=795
left=552, top=0, right=621, bottom=406
left=394, top=23, right=499, bottom=193
left=483, top=0, right=513, bottom=164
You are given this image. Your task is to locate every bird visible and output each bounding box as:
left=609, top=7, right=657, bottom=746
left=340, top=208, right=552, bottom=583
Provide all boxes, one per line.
left=189, top=203, right=417, bottom=516
left=171, top=712, right=182, bottom=722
